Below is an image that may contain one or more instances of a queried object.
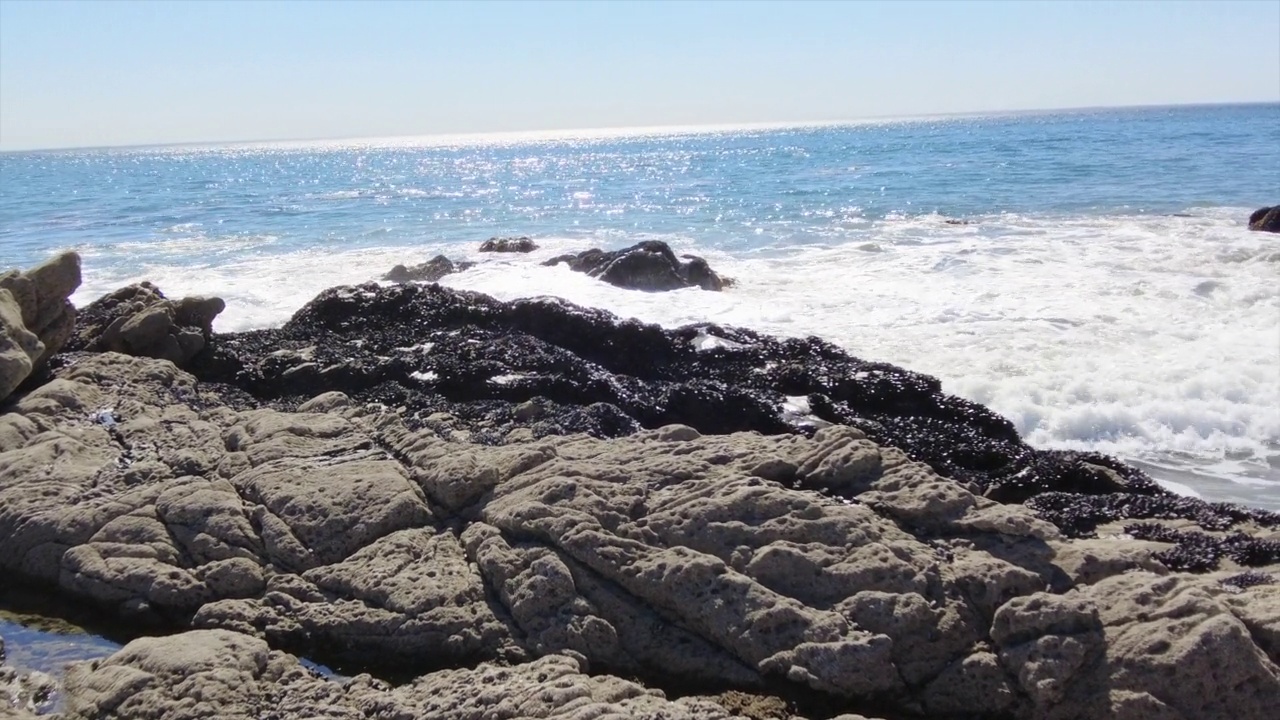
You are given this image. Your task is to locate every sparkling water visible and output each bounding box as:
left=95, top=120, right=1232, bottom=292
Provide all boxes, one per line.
left=2, top=103, right=1278, bottom=506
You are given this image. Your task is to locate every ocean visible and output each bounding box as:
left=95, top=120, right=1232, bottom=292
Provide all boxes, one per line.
left=1, top=102, right=1277, bottom=508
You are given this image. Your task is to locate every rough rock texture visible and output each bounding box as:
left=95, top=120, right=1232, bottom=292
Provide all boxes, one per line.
left=186, top=280, right=1252, bottom=517
left=54, top=629, right=753, bottom=720
left=480, top=236, right=539, bottom=253
left=3, top=352, right=1278, bottom=719
left=1248, top=205, right=1280, bottom=233
left=0, top=252, right=82, bottom=399
left=543, top=240, right=728, bottom=291
left=62, top=282, right=224, bottom=368
left=382, top=256, right=476, bottom=284
left=0, top=290, right=44, bottom=403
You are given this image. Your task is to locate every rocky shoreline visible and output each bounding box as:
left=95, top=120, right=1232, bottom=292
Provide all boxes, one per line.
left=2, top=249, right=1278, bottom=719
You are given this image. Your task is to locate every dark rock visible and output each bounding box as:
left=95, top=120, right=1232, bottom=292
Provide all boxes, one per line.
left=188, top=282, right=1156, bottom=505
left=1222, top=571, right=1274, bottom=590
left=64, top=282, right=224, bottom=368
left=1122, top=524, right=1280, bottom=572
left=543, top=240, right=728, bottom=291
left=479, top=236, right=538, bottom=253
left=1248, top=205, right=1280, bottom=233
left=1025, top=490, right=1280, bottom=537
left=382, top=255, right=476, bottom=283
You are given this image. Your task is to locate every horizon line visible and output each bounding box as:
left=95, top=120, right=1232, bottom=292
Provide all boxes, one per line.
left=2, top=99, right=1276, bottom=155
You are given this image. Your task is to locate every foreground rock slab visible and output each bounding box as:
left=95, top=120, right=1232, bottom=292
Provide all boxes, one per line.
left=3, top=352, right=1278, bottom=719
left=58, top=629, right=748, bottom=720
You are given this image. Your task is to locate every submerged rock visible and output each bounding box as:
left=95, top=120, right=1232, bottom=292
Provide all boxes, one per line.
left=64, top=281, right=224, bottom=369
left=381, top=255, right=475, bottom=284
left=479, top=236, right=538, bottom=253
left=1, top=633, right=56, bottom=717
left=1248, top=205, right=1280, bottom=233
left=543, top=240, right=728, bottom=291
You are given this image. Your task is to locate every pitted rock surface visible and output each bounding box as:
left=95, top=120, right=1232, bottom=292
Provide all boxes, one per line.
left=3, top=352, right=1278, bottom=719
left=53, top=629, right=760, bottom=720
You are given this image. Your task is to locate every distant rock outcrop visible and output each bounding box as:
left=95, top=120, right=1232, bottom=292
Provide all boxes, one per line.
left=382, top=255, right=476, bottom=283
left=1248, top=205, right=1280, bottom=233
left=65, top=282, right=225, bottom=368
left=0, top=251, right=81, bottom=400
left=543, top=240, right=728, bottom=291
left=479, top=236, right=538, bottom=253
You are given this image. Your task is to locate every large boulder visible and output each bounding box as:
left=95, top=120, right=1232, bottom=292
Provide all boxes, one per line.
left=382, top=255, right=475, bottom=284
left=479, top=236, right=538, bottom=253
left=64, top=282, right=224, bottom=368
left=543, top=240, right=728, bottom=291
left=0, top=289, right=44, bottom=402
left=0, top=251, right=82, bottom=357
left=1248, top=206, right=1280, bottom=233
left=0, top=251, right=82, bottom=399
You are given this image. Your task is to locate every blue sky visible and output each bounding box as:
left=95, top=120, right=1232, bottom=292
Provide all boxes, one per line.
left=1, top=0, right=1277, bottom=150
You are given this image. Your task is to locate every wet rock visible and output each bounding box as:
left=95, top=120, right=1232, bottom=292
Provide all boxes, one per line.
left=1248, top=205, right=1280, bottom=233
left=381, top=255, right=475, bottom=283
left=479, top=236, right=538, bottom=253
left=65, top=282, right=224, bottom=368
left=543, top=240, right=728, bottom=291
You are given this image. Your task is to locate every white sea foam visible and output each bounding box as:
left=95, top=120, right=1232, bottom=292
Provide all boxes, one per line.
left=489, top=374, right=528, bottom=385
left=70, top=208, right=1280, bottom=506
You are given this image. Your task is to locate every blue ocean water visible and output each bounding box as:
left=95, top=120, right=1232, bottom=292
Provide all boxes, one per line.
left=2, top=103, right=1278, bottom=505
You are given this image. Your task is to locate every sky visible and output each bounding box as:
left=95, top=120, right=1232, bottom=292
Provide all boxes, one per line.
left=1, top=0, right=1278, bottom=151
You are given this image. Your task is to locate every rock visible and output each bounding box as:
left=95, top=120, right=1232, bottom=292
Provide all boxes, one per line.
left=543, top=240, right=728, bottom=291
left=0, top=251, right=81, bottom=380
left=381, top=255, right=475, bottom=283
left=58, top=629, right=746, bottom=720
left=1248, top=205, right=1280, bottom=233
left=0, top=289, right=44, bottom=402
left=65, top=282, right=224, bottom=368
left=186, top=281, right=1224, bottom=513
left=479, top=236, right=538, bottom=253
left=5, top=289, right=1280, bottom=719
